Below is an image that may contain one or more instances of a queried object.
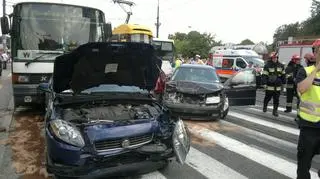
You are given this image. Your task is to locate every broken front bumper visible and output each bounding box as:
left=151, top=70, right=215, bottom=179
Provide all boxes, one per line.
left=47, top=157, right=169, bottom=178
left=46, top=128, right=175, bottom=178
left=164, top=101, right=223, bottom=118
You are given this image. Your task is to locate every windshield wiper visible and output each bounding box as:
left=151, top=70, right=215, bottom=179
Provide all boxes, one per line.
left=25, top=51, right=64, bottom=67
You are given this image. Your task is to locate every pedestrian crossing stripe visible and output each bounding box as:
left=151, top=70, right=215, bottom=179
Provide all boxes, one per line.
left=228, top=111, right=299, bottom=135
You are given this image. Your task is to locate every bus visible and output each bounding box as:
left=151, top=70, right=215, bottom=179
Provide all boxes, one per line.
left=0, top=1, right=110, bottom=109
left=111, top=24, right=153, bottom=44
left=152, top=38, right=175, bottom=62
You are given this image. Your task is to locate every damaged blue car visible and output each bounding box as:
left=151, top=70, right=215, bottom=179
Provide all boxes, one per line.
left=38, top=42, right=190, bottom=178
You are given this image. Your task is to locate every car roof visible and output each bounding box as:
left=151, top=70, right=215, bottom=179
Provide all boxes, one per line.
left=179, top=64, right=215, bottom=69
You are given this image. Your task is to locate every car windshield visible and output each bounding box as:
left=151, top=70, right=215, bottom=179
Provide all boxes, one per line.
left=172, top=67, right=220, bottom=83
left=243, top=56, right=264, bottom=67
left=61, top=85, right=148, bottom=94
left=18, top=3, right=105, bottom=52
left=153, top=41, right=174, bottom=61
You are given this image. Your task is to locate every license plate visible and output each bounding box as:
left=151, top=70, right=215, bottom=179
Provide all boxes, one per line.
left=24, top=96, right=32, bottom=103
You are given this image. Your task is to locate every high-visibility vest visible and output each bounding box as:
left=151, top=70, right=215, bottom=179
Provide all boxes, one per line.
left=175, top=59, right=182, bottom=68
left=298, top=65, right=320, bottom=123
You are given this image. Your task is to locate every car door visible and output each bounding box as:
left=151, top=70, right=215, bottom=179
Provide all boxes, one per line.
left=224, top=68, right=256, bottom=106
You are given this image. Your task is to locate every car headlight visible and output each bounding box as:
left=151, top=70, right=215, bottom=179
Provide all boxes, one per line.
left=206, top=96, right=220, bottom=104
left=49, top=119, right=85, bottom=147
left=18, top=75, right=29, bottom=83
left=173, top=120, right=190, bottom=164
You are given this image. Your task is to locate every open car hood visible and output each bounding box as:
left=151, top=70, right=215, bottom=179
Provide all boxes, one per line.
left=52, top=42, right=162, bottom=93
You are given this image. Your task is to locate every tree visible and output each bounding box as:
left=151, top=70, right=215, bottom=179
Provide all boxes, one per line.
left=271, top=22, right=302, bottom=50
left=239, top=39, right=255, bottom=45
left=270, top=0, right=320, bottom=51
left=311, top=0, right=320, bottom=17
left=301, top=0, right=320, bottom=36
left=168, top=32, right=187, bottom=41
left=168, top=31, right=221, bottom=58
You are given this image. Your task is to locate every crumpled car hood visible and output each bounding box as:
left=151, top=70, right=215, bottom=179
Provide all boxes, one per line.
left=166, top=81, right=223, bottom=94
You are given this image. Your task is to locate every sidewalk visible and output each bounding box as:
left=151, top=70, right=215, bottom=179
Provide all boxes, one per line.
left=0, top=65, right=20, bottom=178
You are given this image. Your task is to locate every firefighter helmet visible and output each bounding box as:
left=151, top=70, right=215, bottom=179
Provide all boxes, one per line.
left=291, top=54, right=301, bottom=60
left=312, top=39, right=320, bottom=47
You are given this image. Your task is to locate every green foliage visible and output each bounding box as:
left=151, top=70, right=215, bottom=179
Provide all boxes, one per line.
left=168, top=31, right=222, bottom=58
left=239, top=39, right=255, bottom=45
left=271, top=0, right=320, bottom=50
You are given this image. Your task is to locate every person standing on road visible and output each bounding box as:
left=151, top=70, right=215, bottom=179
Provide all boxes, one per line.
left=296, top=39, right=320, bottom=179
left=174, top=57, right=182, bottom=69
left=261, top=52, right=286, bottom=117
left=284, top=54, right=303, bottom=113
left=195, top=54, right=204, bottom=65
left=1, top=52, right=8, bottom=70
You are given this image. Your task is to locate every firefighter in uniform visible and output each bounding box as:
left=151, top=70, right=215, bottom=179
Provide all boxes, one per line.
left=296, top=39, right=320, bottom=179
left=284, top=54, right=303, bottom=113
left=261, top=52, right=286, bottom=117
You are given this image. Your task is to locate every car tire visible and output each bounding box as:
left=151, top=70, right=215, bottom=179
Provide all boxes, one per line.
left=220, top=107, right=229, bottom=119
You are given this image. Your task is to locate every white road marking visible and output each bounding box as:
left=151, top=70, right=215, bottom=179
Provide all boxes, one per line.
left=141, top=171, right=167, bottom=179
left=188, top=127, right=318, bottom=179
left=228, top=111, right=299, bottom=135
left=249, top=107, right=294, bottom=121
left=268, top=106, right=297, bottom=114
left=254, top=104, right=297, bottom=114
left=221, top=120, right=297, bottom=149
left=187, top=147, right=248, bottom=179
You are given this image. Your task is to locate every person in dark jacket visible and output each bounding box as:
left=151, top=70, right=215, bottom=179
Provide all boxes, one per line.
left=284, top=54, right=303, bottom=113
left=261, top=52, right=286, bottom=117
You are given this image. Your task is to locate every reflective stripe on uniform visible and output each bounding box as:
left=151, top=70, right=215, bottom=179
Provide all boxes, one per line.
left=298, top=65, right=320, bottom=122
left=286, top=103, right=292, bottom=107
left=299, top=107, right=320, bottom=117
left=267, top=86, right=281, bottom=91
left=269, top=68, right=275, bottom=72
left=286, top=84, right=294, bottom=88
left=262, top=71, right=269, bottom=75
left=286, top=73, right=293, bottom=78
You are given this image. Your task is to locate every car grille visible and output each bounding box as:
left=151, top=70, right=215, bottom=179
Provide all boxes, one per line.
left=94, top=133, right=153, bottom=152
left=180, top=93, right=205, bottom=104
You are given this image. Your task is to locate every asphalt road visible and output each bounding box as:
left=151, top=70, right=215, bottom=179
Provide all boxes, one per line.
left=0, top=66, right=317, bottom=179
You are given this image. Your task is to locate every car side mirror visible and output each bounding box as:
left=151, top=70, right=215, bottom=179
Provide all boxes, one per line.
left=38, top=83, right=51, bottom=93
left=1, top=16, right=10, bottom=34
left=104, top=23, right=112, bottom=41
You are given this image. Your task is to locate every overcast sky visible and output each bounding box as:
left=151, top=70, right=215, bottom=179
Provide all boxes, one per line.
left=6, top=0, right=313, bottom=44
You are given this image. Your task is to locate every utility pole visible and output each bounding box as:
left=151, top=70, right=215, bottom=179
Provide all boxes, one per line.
left=2, top=0, right=6, bottom=53
left=155, top=0, right=161, bottom=38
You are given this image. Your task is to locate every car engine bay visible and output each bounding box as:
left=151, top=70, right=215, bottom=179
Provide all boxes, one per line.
left=61, top=103, right=162, bottom=124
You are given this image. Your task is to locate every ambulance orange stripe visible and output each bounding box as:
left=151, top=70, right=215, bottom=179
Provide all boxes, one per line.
left=216, top=69, right=236, bottom=75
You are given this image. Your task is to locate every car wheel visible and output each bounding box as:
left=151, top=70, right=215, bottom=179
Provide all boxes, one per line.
left=221, top=107, right=229, bottom=119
